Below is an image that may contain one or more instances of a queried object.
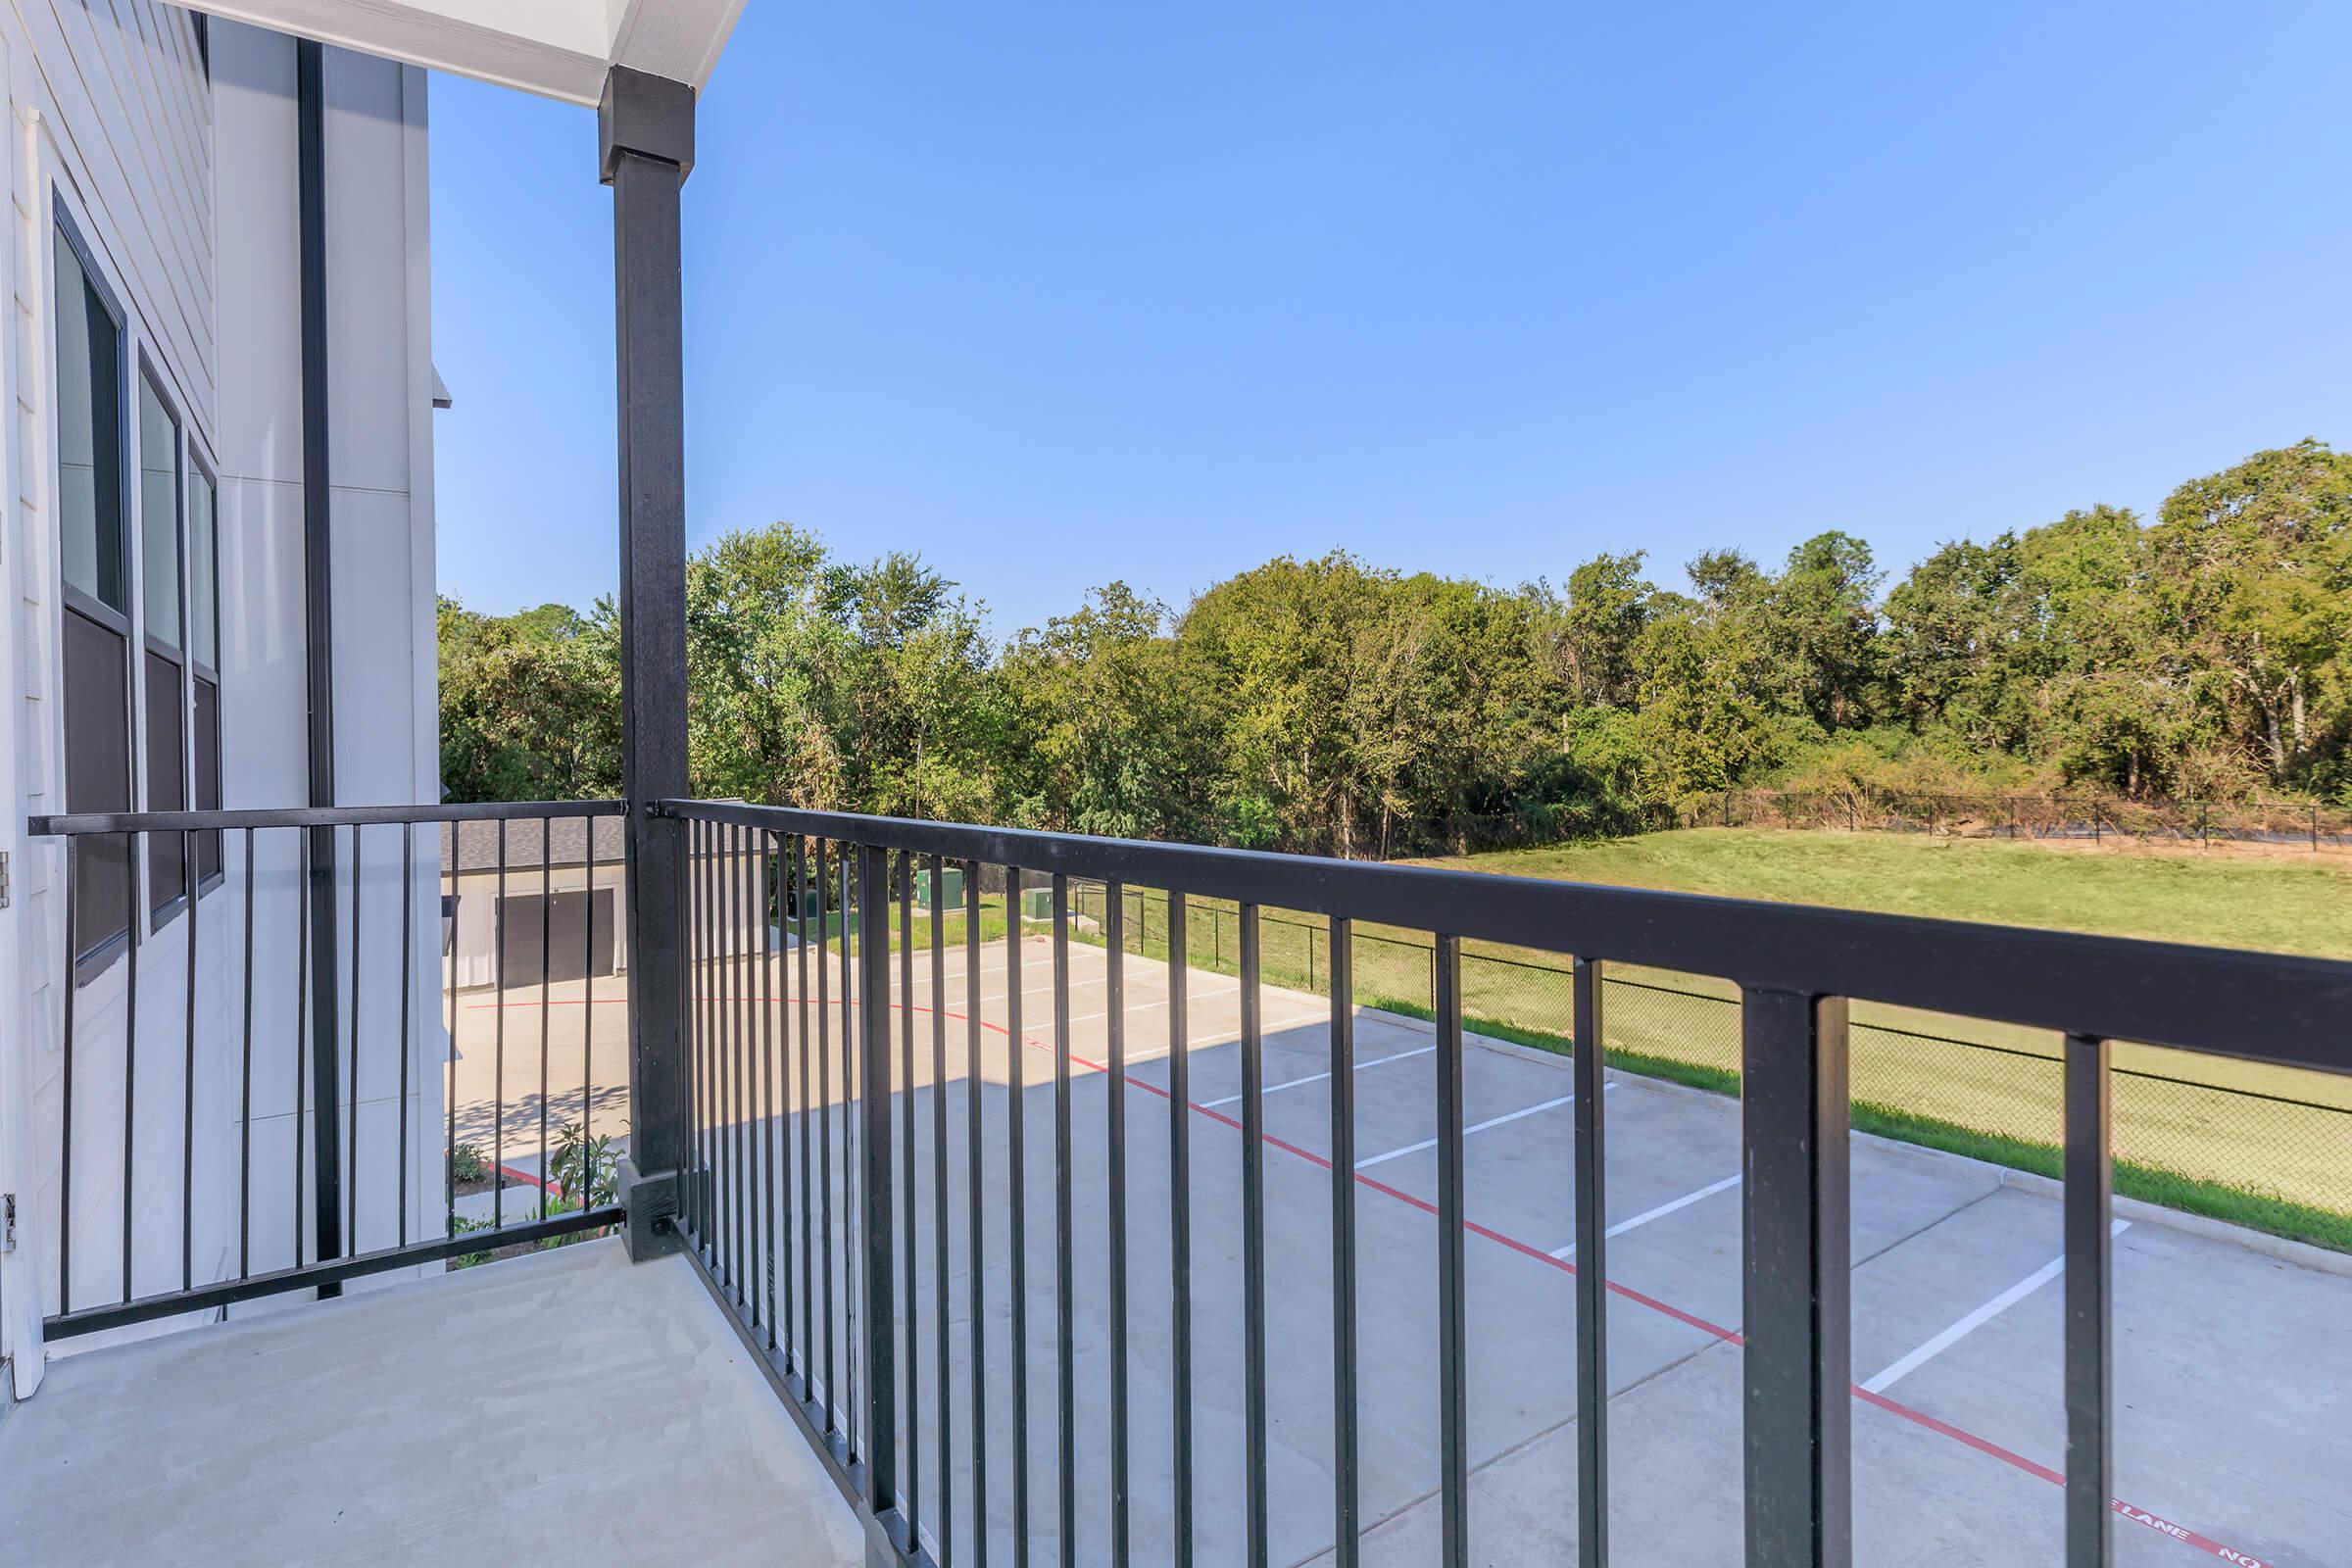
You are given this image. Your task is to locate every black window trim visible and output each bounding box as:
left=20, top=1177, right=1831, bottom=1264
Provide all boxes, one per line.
left=54, top=206, right=130, bottom=645
left=187, top=443, right=224, bottom=896
left=135, top=348, right=192, bottom=930
left=54, top=194, right=139, bottom=985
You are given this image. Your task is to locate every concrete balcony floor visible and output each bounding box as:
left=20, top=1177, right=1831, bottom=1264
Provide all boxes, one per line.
left=0, top=1239, right=866, bottom=1566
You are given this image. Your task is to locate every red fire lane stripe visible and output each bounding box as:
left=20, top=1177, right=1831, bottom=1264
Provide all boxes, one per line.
left=704, top=988, right=2281, bottom=1567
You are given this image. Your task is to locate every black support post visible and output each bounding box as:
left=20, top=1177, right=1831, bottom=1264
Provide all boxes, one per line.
left=1740, top=986, right=1851, bottom=1568
left=603, top=66, right=695, bottom=1257
left=1571, top=957, right=1609, bottom=1566
left=2064, top=1032, right=2114, bottom=1565
left=296, top=38, right=342, bottom=1290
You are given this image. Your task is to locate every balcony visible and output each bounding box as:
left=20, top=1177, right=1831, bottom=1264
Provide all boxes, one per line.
left=10, top=797, right=2349, bottom=1566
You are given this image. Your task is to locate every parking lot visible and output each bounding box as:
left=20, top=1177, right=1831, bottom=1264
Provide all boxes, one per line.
left=629, top=929, right=2350, bottom=1565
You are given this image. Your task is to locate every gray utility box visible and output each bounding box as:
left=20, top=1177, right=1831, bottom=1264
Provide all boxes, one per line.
left=914, top=865, right=966, bottom=910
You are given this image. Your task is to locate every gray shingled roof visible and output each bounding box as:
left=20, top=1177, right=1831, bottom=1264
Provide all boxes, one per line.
left=441, top=813, right=628, bottom=874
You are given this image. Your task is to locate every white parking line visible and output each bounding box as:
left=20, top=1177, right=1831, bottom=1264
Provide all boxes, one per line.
left=1548, top=1171, right=1743, bottom=1258
left=1354, top=1088, right=1611, bottom=1170
left=1200, top=1044, right=1437, bottom=1109
left=1859, top=1218, right=2132, bottom=1395
left=1067, top=983, right=1241, bottom=1026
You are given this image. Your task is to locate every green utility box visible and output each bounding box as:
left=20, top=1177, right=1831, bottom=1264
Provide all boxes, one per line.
left=1020, top=886, right=1053, bottom=922
left=914, top=865, right=966, bottom=910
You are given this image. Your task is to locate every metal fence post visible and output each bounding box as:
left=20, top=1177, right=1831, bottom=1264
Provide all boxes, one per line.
left=2064, top=1032, right=2114, bottom=1564
left=858, top=843, right=901, bottom=1552
left=1741, top=987, right=1851, bottom=1568
left=603, top=64, right=697, bottom=1259
left=1571, top=957, right=1610, bottom=1566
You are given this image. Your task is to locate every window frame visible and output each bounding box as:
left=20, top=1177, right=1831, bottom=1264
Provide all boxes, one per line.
left=52, top=199, right=138, bottom=981
left=135, top=348, right=191, bottom=928
left=187, top=446, right=223, bottom=893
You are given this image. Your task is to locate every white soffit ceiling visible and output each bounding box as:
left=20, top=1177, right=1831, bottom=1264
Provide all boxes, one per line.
left=192, top=0, right=744, bottom=105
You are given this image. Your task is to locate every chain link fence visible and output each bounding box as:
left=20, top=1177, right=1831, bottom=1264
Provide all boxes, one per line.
left=1066, top=882, right=2352, bottom=1249
left=1702, top=787, right=2352, bottom=849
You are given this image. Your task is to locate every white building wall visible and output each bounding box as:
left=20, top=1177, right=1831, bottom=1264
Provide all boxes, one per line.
left=0, top=12, right=440, bottom=1391
left=0, top=0, right=220, bottom=1396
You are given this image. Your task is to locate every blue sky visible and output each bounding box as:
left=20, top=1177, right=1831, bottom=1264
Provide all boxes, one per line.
left=430, top=2, right=2352, bottom=636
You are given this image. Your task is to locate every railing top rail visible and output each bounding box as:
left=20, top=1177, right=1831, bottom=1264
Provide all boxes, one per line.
left=661, top=798, right=2352, bottom=1074
left=26, top=799, right=627, bottom=836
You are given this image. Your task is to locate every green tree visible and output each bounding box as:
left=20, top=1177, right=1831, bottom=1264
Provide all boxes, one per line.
left=2150, top=440, right=2352, bottom=784
left=999, top=584, right=1211, bottom=839
left=437, top=598, right=621, bottom=802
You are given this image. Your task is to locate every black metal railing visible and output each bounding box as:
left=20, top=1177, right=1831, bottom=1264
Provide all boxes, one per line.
left=661, top=798, right=2352, bottom=1568
left=1064, top=886, right=2352, bottom=1246
left=24, top=801, right=627, bottom=1339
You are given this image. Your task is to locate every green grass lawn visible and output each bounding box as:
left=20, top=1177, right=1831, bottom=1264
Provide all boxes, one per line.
left=1415, top=827, right=2352, bottom=961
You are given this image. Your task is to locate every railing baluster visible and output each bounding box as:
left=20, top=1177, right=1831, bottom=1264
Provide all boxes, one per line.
left=581, top=823, right=596, bottom=1212
left=1165, top=893, right=1194, bottom=1568
left=965, top=862, right=991, bottom=1568
left=901, top=852, right=921, bottom=1545
left=123, top=827, right=142, bottom=1304
left=710, top=818, right=725, bottom=1255
left=2065, top=1031, right=2113, bottom=1567
left=696, top=817, right=714, bottom=1269
left=1006, top=864, right=1031, bottom=1568
left=1241, top=901, right=1269, bottom=1568
left=678, top=819, right=692, bottom=1245
left=686, top=819, right=702, bottom=1249
left=1329, top=915, right=1359, bottom=1568
left=1740, top=985, right=1852, bottom=1568
left=732, top=823, right=747, bottom=1300
left=445, top=823, right=459, bottom=1245
left=798, top=835, right=815, bottom=1396
left=841, top=844, right=859, bottom=1461
left=1107, top=880, right=1131, bottom=1567
left=816, top=836, right=838, bottom=1438
left=765, top=830, right=782, bottom=1350
left=857, top=843, right=900, bottom=1541
left=183, top=823, right=199, bottom=1292
left=1572, top=956, right=1609, bottom=1567
left=930, top=853, right=954, bottom=1568
left=1435, top=932, right=1469, bottom=1568
left=493, top=818, right=508, bottom=1232
left=732, top=823, right=744, bottom=1285
left=399, top=824, right=414, bottom=1249
left=240, top=827, right=256, bottom=1276
left=59, top=837, right=78, bottom=1315
left=706, top=819, right=720, bottom=1255
left=296, top=829, right=309, bottom=1268
left=539, top=817, right=553, bottom=1227
left=738, top=824, right=753, bottom=1307
left=350, top=821, right=363, bottom=1252
left=710, top=819, right=724, bottom=1271
left=1052, top=871, right=1077, bottom=1568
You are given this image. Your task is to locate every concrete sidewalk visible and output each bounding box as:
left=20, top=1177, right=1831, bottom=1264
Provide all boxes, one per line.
left=0, top=1239, right=867, bottom=1566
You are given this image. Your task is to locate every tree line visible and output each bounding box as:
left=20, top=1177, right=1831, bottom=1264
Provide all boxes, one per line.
left=439, top=439, right=2352, bottom=856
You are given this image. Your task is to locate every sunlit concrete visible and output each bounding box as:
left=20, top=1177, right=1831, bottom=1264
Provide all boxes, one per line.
left=0, top=1239, right=865, bottom=1566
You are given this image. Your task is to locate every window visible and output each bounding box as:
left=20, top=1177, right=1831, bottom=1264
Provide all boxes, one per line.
left=138, top=370, right=187, bottom=918
left=190, top=466, right=221, bottom=883
left=55, top=220, right=131, bottom=966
